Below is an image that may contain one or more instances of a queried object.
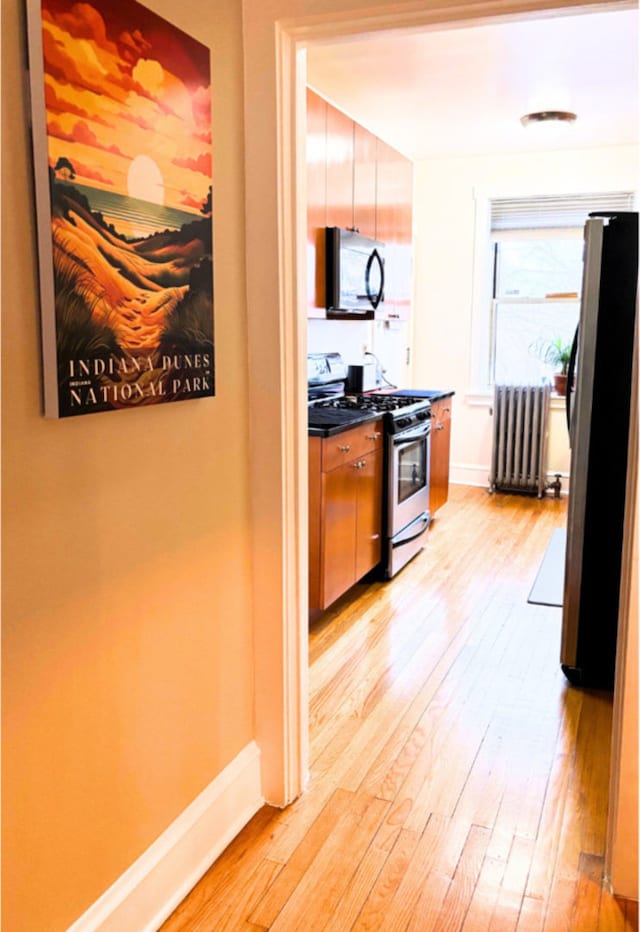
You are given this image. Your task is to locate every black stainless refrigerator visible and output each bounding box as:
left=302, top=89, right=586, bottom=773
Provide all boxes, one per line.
left=561, top=211, right=638, bottom=689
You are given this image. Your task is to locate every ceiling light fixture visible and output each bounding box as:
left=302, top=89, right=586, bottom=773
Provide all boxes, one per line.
left=520, top=110, right=577, bottom=128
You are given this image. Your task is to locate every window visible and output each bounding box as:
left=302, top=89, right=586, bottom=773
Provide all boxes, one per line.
left=484, top=192, right=635, bottom=388
left=491, top=231, right=582, bottom=384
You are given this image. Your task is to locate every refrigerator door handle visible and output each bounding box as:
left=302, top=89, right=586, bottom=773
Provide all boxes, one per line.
left=566, top=324, right=579, bottom=437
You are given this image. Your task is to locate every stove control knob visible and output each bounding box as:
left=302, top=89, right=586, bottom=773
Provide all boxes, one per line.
left=397, top=417, right=410, bottom=429
left=417, top=410, right=429, bottom=421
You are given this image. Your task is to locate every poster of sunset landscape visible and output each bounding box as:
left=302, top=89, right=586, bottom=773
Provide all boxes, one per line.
left=26, top=0, right=214, bottom=417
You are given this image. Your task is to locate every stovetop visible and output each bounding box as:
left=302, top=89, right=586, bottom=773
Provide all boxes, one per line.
left=307, top=353, right=434, bottom=436
left=312, top=393, right=422, bottom=414
left=309, top=392, right=431, bottom=437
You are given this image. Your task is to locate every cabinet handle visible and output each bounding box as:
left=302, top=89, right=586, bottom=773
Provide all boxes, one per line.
left=353, top=460, right=366, bottom=469
left=366, top=432, right=381, bottom=440
left=338, top=444, right=351, bottom=452
left=436, top=425, right=444, bottom=431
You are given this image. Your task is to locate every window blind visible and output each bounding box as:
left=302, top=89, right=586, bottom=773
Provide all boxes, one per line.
left=490, top=192, right=636, bottom=231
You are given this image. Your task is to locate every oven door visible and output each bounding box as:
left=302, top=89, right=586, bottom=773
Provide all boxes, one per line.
left=389, top=421, right=431, bottom=536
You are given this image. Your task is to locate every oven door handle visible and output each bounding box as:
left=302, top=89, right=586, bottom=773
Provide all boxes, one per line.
left=393, top=425, right=431, bottom=445
left=391, top=513, right=430, bottom=547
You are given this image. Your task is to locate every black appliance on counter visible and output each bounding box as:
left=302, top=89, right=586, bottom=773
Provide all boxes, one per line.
left=561, top=211, right=638, bottom=689
left=308, top=352, right=432, bottom=578
left=325, top=227, right=385, bottom=319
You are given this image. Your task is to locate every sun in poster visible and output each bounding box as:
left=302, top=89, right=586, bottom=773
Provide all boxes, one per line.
left=29, top=0, right=215, bottom=416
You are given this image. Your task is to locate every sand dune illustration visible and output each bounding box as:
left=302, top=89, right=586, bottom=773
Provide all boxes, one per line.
left=50, top=181, right=214, bottom=414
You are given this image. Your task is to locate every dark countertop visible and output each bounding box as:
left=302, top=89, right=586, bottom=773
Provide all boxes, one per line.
left=390, top=389, right=455, bottom=403
left=308, top=407, right=382, bottom=438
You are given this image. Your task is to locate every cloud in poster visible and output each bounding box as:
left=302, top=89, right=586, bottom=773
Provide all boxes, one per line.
left=172, top=152, right=212, bottom=175
left=47, top=118, right=128, bottom=158
left=45, top=77, right=110, bottom=125
left=180, top=189, right=205, bottom=210
left=70, top=159, right=115, bottom=185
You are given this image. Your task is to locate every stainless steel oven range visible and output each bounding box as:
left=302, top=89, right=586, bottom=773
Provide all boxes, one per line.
left=308, top=353, right=431, bottom=579
left=385, top=403, right=431, bottom=578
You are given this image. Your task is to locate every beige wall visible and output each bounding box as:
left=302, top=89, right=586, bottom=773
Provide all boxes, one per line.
left=1, top=0, right=254, bottom=928
left=609, top=478, right=639, bottom=898
left=608, top=345, right=639, bottom=899
left=412, top=145, right=638, bottom=486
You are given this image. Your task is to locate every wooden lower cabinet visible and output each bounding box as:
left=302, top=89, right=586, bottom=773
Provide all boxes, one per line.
left=309, top=420, right=383, bottom=611
left=429, top=397, right=453, bottom=516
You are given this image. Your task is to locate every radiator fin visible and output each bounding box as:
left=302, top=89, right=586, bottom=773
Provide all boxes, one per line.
left=489, top=384, right=551, bottom=498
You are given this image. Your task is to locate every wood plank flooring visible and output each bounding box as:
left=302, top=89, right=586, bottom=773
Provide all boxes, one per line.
left=162, top=486, right=637, bottom=931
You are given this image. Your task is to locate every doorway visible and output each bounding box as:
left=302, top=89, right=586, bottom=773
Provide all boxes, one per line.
left=244, top=4, right=636, bottom=894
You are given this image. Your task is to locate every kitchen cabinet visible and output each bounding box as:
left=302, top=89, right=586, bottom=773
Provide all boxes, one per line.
left=353, top=123, right=377, bottom=238
left=306, top=88, right=327, bottom=318
left=306, top=89, right=413, bottom=321
left=325, top=103, right=353, bottom=231
left=429, top=397, right=453, bottom=515
left=309, top=420, right=383, bottom=611
left=375, top=139, right=413, bottom=321
left=306, top=89, right=328, bottom=317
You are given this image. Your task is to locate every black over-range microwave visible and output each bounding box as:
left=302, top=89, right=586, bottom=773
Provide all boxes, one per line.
left=325, top=227, right=385, bottom=319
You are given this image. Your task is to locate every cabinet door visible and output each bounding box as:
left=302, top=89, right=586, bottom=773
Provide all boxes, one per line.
left=306, top=89, right=327, bottom=318
left=430, top=399, right=452, bottom=515
left=325, top=103, right=354, bottom=230
left=353, top=123, right=376, bottom=239
left=355, top=447, right=383, bottom=580
left=394, top=155, right=413, bottom=321
left=375, top=138, right=397, bottom=318
left=375, top=140, right=413, bottom=322
left=322, top=461, right=357, bottom=608
left=308, top=436, right=323, bottom=610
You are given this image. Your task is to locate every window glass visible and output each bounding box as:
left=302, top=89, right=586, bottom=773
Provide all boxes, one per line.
left=493, top=300, right=579, bottom=384
left=495, top=238, right=583, bottom=300
left=491, top=234, right=582, bottom=385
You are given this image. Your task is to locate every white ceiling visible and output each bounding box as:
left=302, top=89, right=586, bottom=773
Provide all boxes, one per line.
left=306, top=8, right=639, bottom=160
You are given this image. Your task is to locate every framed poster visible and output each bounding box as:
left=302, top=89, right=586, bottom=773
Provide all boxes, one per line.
left=25, top=0, right=214, bottom=417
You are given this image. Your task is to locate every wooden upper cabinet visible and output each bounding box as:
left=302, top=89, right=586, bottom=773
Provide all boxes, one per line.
left=325, top=104, right=354, bottom=231
left=375, top=138, right=397, bottom=319
left=394, top=155, right=413, bottom=321
left=353, top=124, right=376, bottom=239
left=375, top=138, right=413, bottom=321
left=306, top=88, right=327, bottom=318
left=306, top=91, right=414, bottom=322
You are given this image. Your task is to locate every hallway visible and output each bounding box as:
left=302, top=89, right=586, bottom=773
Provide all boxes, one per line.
left=163, top=486, right=636, bottom=930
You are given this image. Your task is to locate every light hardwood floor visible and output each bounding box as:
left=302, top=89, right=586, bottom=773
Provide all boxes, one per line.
left=162, top=486, right=637, bottom=931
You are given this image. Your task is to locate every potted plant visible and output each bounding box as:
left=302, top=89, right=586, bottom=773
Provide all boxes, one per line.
left=532, top=336, right=572, bottom=395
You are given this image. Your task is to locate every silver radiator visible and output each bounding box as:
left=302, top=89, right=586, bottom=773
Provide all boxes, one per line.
left=489, top=384, right=551, bottom=498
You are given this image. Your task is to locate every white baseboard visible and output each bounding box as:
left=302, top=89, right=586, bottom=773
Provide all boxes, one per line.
left=450, top=463, right=570, bottom=495
left=67, top=741, right=263, bottom=932
left=450, top=463, right=490, bottom=488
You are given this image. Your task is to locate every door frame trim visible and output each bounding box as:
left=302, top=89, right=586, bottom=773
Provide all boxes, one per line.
left=266, top=0, right=635, bottom=813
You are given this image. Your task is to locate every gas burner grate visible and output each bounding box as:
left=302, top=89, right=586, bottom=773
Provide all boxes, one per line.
left=312, top=393, right=426, bottom=414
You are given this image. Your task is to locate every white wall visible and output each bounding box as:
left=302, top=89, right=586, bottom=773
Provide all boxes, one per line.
left=412, top=144, right=638, bottom=488
left=307, top=317, right=411, bottom=388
